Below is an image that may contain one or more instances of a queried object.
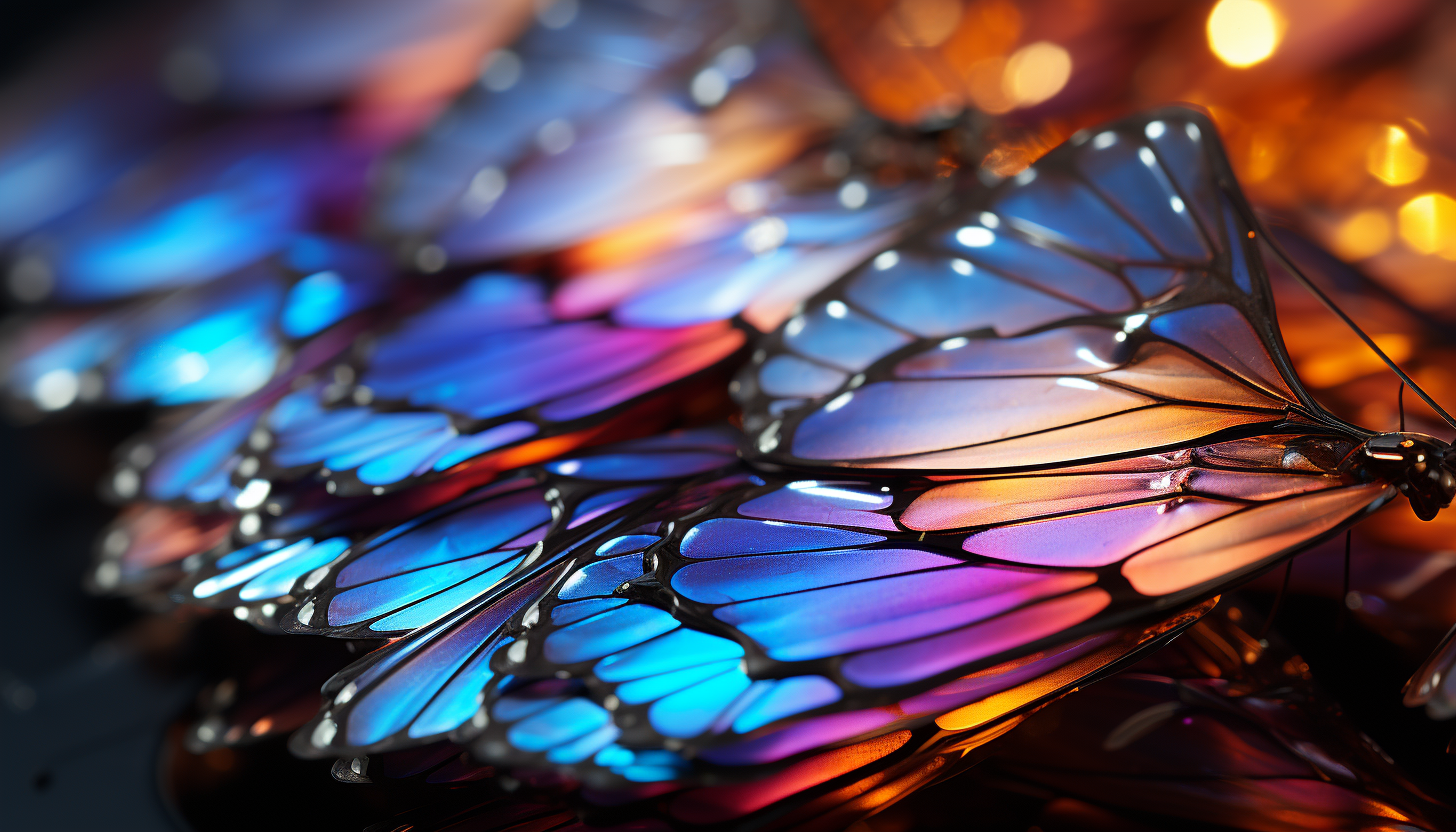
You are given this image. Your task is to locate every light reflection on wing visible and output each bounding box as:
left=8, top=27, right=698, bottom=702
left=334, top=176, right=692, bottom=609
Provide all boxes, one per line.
left=736, top=108, right=1315, bottom=473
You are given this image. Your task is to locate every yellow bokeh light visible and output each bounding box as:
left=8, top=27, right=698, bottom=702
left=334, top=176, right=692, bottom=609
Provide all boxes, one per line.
left=882, top=0, right=964, bottom=48
left=1299, top=334, right=1411, bottom=388
left=1330, top=209, right=1392, bottom=261
left=1367, top=125, right=1428, bottom=186
left=967, top=57, right=1016, bottom=114
left=1398, top=193, right=1456, bottom=257
left=1002, top=41, right=1071, bottom=108
left=1207, top=0, right=1283, bottom=68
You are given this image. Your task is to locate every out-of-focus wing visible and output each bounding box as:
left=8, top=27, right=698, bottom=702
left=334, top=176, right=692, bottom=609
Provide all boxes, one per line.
left=4, top=237, right=389, bottom=412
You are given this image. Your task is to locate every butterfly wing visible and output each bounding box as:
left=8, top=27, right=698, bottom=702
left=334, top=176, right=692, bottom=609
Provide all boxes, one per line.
left=172, top=429, right=738, bottom=631
left=485, top=451, right=1382, bottom=746
left=280, top=430, right=740, bottom=637
left=371, top=0, right=737, bottom=243
left=372, top=1, right=843, bottom=264
left=4, top=237, right=389, bottom=412
left=424, top=108, right=1402, bottom=784
left=285, top=431, right=746, bottom=756
left=288, top=464, right=1206, bottom=778
left=257, top=175, right=936, bottom=496
left=13, top=121, right=357, bottom=304
left=737, top=107, right=1326, bottom=473
left=250, top=272, right=747, bottom=496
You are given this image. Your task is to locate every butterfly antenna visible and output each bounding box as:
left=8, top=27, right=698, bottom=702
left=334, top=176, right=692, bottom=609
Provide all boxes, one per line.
left=1258, top=558, right=1294, bottom=641
left=1399, top=381, right=1407, bottom=432
left=1259, top=231, right=1456, bottom=431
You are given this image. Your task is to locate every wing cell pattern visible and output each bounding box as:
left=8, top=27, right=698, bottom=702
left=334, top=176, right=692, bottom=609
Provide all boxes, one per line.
left=247, top=272, right=745, bottom=495
left=174, top=430, right=739, bottom=631
left=107, top=108, right=1422, bottom=801
left=736, top=109, right=1314, bottom=474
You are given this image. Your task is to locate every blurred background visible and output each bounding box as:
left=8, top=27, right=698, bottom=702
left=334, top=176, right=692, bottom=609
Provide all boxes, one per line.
left=3, top=0, right=1456, bottom=829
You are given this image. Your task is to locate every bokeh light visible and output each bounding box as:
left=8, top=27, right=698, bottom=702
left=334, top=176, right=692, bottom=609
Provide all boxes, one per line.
left=1299, top=333, right=1412, bottom=387
left=1331, top=209, right=1393, bottom=261
left=1207, top=0, right=1283, bottom=68
left=881, top=0, right=964, bottom=48
left=1368, top=125, right=1428, bottom=186
left=1002, top=41, right=1072, bottom=108
left=1398, top=193, right=1456, bottom=258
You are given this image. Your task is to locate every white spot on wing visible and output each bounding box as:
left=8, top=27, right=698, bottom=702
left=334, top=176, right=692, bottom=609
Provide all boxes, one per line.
left=956, top=227, right=995, bottom=247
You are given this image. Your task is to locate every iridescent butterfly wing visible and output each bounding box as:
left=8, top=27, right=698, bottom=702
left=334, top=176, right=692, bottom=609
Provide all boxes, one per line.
left=443, top=106, right=1430, bottom=779
left=284, top=431, right=743, bottom=756
left=289, top=452, right=1209, bottom=788
left=4, top=236, right=390, bottom=413
left=245, top=271, right=746, bottom=496
left=9, top=120, right=361, bottom=304
left=726, top=104, right=1408, bottom=612
left=740, top=106, right=1321, bottom=470
left=243, top=173, right=929, bottom=496
left=373, top=0, right=846, bottom=266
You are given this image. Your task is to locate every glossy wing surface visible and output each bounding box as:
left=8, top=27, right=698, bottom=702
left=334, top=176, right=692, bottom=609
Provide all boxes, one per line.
left=490, top=432, right=1390, bottom=741
left=286, top=436, right=747, bottom=757
left=176, top=430, right=738, bottom=631
left=554, top=181, right=929, bottom=333
left=251, top=271, right=745, bottom=496
left=371, top=0, right=737, bottom=242
left=737, top=107, right=1320, bottom=473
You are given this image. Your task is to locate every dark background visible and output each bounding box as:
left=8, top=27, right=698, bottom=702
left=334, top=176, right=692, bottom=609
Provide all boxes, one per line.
left=0, top=7, right=182, bottom=830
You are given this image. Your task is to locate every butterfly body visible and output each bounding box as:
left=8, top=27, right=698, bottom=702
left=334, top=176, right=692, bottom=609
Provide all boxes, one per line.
left=1347, top=432, right=1456, bottom=521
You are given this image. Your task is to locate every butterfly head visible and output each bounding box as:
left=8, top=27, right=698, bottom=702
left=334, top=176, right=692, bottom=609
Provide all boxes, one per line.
left=1354, top=433, right=1456, bottom=521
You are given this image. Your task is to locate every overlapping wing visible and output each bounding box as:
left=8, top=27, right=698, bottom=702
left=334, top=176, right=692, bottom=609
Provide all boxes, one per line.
left=371, top=0, right=845, bottom=265
left=9, top=120, right=360, bottom=303
left=285, top=435, right=750, bottom=756
left=4, top=236, right=389, bottom=412
left=485, top=438, right=1386, bottom=744
left=172, top=429, right=739, bottom=631
left=248, top=272, right=746, bottom=495
left=290, top=484, right=1206, bottom=780
left=277, top=110, right=1407, bottom=791
left=95, top=173, right=924, bottom=521
left=736, top=107, right=1322, bottom=474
